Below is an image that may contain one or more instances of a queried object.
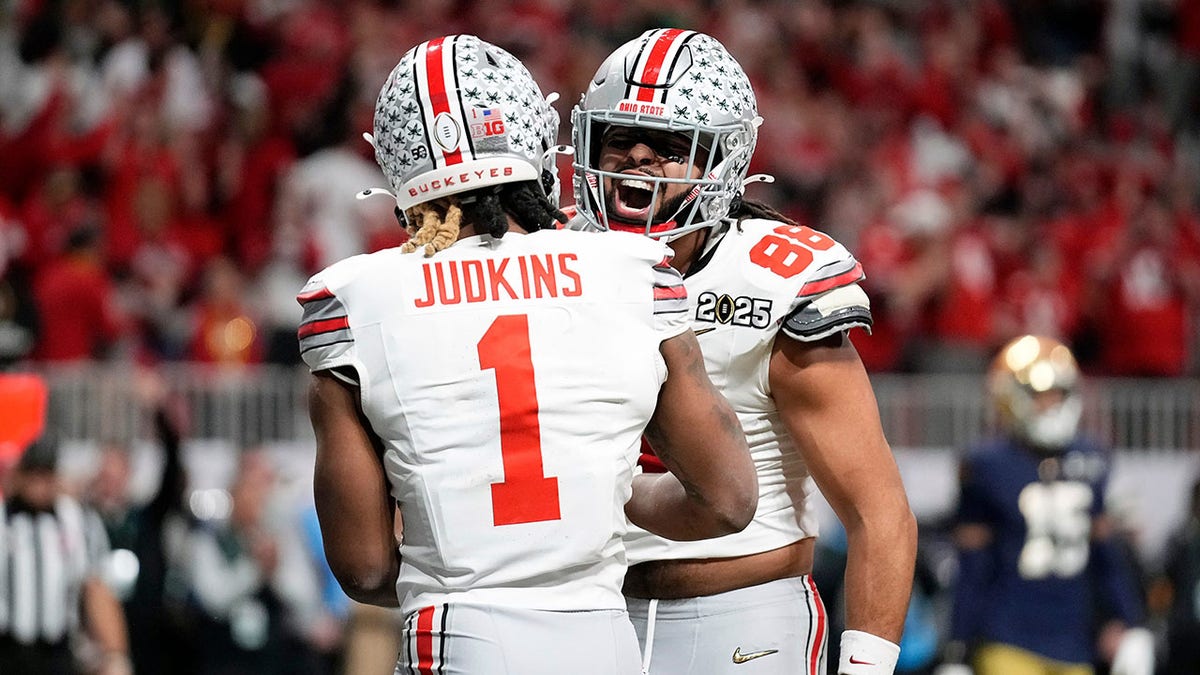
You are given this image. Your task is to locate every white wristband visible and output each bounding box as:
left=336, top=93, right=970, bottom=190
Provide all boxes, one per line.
left=839, top=630, right=900, bottom=675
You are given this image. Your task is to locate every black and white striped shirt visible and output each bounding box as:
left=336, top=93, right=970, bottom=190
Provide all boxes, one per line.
left=0, top=495, right=110, bottom=646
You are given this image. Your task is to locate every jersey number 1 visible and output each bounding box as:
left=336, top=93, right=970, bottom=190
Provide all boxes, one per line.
left=478, top=315, right=561, bottom=526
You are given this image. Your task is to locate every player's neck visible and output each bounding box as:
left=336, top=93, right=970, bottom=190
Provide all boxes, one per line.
left=458, top=216, right=530, bottom=240
left=666, top=229, right=709, bottom=274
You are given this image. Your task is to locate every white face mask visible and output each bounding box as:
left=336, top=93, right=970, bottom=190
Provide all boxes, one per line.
left=1023, top=395, right=1082, bottom=450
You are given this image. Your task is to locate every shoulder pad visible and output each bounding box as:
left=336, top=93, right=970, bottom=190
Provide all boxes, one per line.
left=781, top=282, right=872, bottom=342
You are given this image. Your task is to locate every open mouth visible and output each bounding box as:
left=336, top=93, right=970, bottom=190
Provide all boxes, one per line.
left=611, top=176, right=656, bottom=221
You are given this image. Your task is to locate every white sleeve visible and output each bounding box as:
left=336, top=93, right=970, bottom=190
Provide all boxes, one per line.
left=296, top=275, right=356, bottom=375
left=649, top=246, right=690, bottom=340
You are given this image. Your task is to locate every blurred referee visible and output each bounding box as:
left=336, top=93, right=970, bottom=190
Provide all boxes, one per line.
left=0, top=436, right=131, bottom=675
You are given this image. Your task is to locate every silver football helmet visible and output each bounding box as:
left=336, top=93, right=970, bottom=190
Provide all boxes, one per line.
left=988, top=335, right=1083, bottom=452
left=571, top=29, right=761, bottom=240
left=364, top=35, right=563, bottom=214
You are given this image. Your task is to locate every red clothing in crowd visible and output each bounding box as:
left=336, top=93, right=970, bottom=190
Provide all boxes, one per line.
left=1179, top=0, right=1200, bottom=57
left=32, top=254, right=123, bottom=361
left=1096, top=245, right=1192, bottom=376
left=930, top=225, right=1000, bottom=347
left=103, top=141, right=181, bottom=270
left=222, top=135, right=296, bottom=271
left=852, top=219, right=918, bottom=371
left=1001, top=264, right=1081, bottom=340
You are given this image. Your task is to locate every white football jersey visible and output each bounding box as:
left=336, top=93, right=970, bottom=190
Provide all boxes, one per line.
left=624, top=218, right=873, bottom=563
left=298, top=229, right=689, bottom=615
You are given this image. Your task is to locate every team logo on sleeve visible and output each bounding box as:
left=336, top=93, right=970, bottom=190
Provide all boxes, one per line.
left=695, top=291, right=772, bottom=329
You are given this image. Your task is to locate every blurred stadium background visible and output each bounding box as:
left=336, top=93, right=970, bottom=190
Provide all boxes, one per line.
left=0, top=0, right=1198, bottom=673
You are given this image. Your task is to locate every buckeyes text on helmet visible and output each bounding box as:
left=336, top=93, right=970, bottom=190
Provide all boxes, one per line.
left=571, top=29, right=761, bottom=240
left=371, top=35, right=561, bottom=212
left=988, top=334, right=1083, bottom=452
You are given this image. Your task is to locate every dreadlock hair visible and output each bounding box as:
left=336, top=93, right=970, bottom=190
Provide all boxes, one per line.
left=401, top=200, right=465, bottom=257
left=399, top=176, right=567, bottom=257
left=731, top=197, right=797, bottom=225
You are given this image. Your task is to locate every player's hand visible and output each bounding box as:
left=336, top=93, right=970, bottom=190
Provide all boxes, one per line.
left=1110, top=627, right=1154, bottom=675
left=931, top=664, right=973, bottom=675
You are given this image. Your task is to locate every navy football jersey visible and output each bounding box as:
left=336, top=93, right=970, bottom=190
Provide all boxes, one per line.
left=949, top=436, right=1143, bottom=664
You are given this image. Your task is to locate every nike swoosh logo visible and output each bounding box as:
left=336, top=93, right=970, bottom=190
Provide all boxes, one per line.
left=694, top=327, right=716, bottom=336
left=732, top=648, right=779, bottom=664
left=848, top=656, right=876, bottom=665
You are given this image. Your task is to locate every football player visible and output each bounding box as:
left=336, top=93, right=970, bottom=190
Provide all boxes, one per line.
left=937, top=335, right=1154, bottom=675
left=302, top=35, right=758, bottom=675
left=571, top=29, right=917, bottom=675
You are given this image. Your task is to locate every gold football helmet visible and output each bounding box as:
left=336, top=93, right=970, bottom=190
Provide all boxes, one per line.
left=988, top=335, right=1082, bottom=452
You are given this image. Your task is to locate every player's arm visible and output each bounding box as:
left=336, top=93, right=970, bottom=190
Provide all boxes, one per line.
left=625, top=329, right=757, bottom=541
left=941, top=454, right=997, bottom=662
left=308, top=370, right=400, bottom=607
left=1090, top=513, right=1146, bottom=623
left=939, top=521, right=994, bottom=672
left=770, top=331, right=916, bottom=665
left=1090, top=512, right=1155, bottom=675
left=82, top=575, right=132, bottom=675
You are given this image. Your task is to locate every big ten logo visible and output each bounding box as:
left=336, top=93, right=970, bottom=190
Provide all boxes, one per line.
left=470, top=108, right=506, bottom=139
left=695, top=292, right=772, bottom=329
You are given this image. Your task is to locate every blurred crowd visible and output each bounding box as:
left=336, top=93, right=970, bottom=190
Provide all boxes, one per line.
left=0, top=0, right=1198, bottom=374
left=2, top=3, right=1200, bottom=673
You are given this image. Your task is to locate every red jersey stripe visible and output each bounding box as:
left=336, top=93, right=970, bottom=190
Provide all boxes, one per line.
left=298, top=317, right=349, bottom=339
left=797, top=263, right=864, bottom=297
left=296, top=287, right=334, bottom=304
left=635, top=29, right=686, bottom=102
left=415, top=605, right=436, bottom=675
left=653, top=285, right=687, bottom=300
left=807, top=575, right=827, bottom=674
left=424, top=37, right=463, bottom=166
